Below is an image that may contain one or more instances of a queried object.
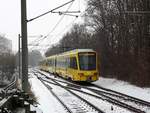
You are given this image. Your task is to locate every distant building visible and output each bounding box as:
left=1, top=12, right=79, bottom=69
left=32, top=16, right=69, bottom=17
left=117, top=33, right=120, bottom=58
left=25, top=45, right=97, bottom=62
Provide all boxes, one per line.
left=0, top=36, right=12, bottom=55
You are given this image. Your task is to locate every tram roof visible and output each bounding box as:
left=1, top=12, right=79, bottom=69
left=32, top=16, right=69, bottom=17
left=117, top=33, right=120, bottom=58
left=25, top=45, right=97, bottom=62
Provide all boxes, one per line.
left=68, top=49, right=94, bottom=53
left=59, top=49, right=95, bottom=55
left=46, top=49, right=95, bottom=58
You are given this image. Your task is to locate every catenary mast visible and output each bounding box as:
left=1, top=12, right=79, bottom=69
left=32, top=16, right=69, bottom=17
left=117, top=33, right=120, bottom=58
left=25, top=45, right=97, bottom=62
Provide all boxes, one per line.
left=21, top=0, right=29, bottom=92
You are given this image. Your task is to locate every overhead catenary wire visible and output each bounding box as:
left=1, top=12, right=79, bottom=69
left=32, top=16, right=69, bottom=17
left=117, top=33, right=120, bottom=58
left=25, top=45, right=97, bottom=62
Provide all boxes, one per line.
left=33, top=2, right=89, bottom=48
left=42, top=17, right=78, bottom=52
left=28, top=35, right=43, bottom=46
left=30, top=16, right=78, bottom=52
left=27, top=0, right=75, bottom=22
left=52, top=11, right=80, bottom=14
left=58, top=13, right=79, bottom=17
left=28, top=0, right=75, bottom=46
left=29, top=1, right=93, bottom=51
left=32, top=3, right=89, bottom=52
left=78, top=0, right=80, bottom=12
left=30, top=0, right=75, bottom=50
left=33, top=1, right=74, bottom=44
left=44, top=7, right=91, bottom=47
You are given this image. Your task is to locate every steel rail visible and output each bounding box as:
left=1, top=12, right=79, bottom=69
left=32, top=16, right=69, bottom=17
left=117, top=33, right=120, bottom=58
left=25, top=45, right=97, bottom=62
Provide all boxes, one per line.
left=92, top=84, right=150, bottom=107
left=2, top=75, right=17, bottom=93
left=33, top=72, right=104, bottom=113
left=49, top=78, right=105, bottom=113
left=33, top=72, right=73, bottom=113
left=39, top=76, right=145, bottom=113
left=35, top=70, right=146, bottom=113
left=37, top=69, right=150, bottom=107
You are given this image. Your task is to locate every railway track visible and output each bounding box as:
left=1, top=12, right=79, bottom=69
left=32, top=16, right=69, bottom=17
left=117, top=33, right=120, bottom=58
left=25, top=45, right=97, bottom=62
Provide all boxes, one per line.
left=0, top=75, right=17, bottom=97
left=91, top=84, right=150, bottom=106
left=33, top=71, right=104, bottom=113
left=36, top=69, right=150, bottom=107
left=34, top=69, right=150, bottom=113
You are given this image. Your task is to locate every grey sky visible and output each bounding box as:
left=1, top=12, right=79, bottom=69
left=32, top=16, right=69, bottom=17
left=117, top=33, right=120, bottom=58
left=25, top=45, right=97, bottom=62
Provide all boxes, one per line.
left=0, top=0, right=85, bottom=52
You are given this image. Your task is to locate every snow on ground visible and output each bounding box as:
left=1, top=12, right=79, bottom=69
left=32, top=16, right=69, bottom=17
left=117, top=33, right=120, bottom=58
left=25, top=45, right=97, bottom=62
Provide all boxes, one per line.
left=71, top=90, right=131, bottom=113
left=29, top=74, right=67, bottom=113
left=93, top=77, right=150, bottom=102
left=29, top=71, right=150, bottom=113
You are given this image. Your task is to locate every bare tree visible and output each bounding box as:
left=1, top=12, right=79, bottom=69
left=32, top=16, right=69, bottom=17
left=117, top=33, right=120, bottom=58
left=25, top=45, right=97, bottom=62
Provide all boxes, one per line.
left=86, top=0, right=150, bottom=86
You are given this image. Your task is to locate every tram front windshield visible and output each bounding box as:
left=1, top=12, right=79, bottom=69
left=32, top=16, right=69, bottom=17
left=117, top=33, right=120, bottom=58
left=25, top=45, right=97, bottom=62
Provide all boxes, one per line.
left=79, top=53, right=96, bottom=70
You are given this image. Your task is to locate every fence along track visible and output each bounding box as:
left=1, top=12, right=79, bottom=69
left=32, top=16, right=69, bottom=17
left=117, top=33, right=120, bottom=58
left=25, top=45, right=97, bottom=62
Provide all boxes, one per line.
left=33, top=71, right=104, bottom=113
left=36, top=70, right=147, bottom=113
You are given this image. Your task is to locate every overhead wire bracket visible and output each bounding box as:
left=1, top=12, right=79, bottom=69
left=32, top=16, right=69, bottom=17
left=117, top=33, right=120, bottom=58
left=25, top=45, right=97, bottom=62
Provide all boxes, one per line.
left=27, top=0, right=75, bottom=22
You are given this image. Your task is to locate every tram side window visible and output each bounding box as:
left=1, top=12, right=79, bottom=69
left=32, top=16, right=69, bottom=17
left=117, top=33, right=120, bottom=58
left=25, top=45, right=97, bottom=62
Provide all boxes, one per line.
left=46, top=61, right=48, bottom=66
left=52, top=59, right=55, bottom=67
left=48, top=60, right=51, bottom=66
left=57, top=59, right=61, bottom=67
left=66, top=57, right=70, bottom=68
left=70, top=57, right=77, bottom=69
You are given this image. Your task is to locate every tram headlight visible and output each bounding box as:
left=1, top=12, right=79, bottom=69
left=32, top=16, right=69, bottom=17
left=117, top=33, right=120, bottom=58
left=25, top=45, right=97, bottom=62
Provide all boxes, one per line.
left=78, top=73, right=84, bottom=76
left=94, top=72, right=98, bottom=76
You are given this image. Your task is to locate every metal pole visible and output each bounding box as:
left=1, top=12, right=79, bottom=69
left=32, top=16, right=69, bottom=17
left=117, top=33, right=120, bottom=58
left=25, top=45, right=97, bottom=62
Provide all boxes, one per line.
left=18, top=34, right=21, bottom=79
left=21, top=0, right=29, bottom=92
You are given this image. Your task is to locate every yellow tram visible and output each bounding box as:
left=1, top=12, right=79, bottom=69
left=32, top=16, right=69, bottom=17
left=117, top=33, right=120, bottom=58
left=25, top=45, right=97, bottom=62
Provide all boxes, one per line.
left=39, top=49, right=99, bottom=82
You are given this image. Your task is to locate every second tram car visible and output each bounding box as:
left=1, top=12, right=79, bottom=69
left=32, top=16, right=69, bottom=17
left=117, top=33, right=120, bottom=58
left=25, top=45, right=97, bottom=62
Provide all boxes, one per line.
left=39, top=49, right=99, bottom=82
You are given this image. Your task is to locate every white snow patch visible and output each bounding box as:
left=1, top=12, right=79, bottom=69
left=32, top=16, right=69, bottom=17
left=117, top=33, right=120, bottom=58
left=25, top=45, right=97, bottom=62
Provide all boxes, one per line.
left=93, top=77, right=150, bottom=102
left=29, top=74, right=66, bottom=113
left=29, top=69, right=150, bottom=113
